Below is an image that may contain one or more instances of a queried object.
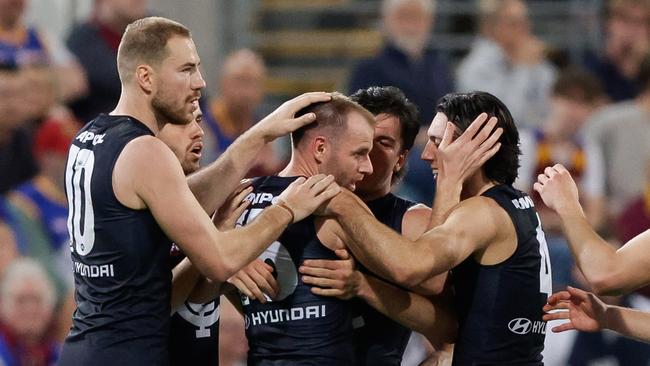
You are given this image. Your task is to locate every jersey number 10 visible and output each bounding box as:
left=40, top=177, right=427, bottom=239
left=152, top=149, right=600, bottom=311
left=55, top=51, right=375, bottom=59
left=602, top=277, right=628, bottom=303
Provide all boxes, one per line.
left=65, top=145, right=96, bottom=256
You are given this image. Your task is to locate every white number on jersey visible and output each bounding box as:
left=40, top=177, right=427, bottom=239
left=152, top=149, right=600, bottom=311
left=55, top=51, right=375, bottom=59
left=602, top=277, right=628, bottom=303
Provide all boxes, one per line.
left=535, top=213, right=552, bottom=297
left=238, top=207, right=298, bottom=302
left=65, top=145, right=96, bottom=256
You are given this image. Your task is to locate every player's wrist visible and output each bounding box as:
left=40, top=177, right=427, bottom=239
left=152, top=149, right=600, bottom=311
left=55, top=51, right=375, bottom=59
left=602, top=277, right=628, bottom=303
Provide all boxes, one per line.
left=328, top=189, right=354, bottom=216
left=556, top=202, right=586, bottom=222
left=356, top=272, right=372, bottom=301
left=274, top=199, right=295, bottom=223
left=603, top=304, right=618, bottom=332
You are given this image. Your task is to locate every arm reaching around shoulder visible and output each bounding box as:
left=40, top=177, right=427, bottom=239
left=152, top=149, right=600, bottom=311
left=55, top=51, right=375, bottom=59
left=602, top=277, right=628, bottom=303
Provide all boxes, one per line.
left=324, top=191, right=499, bottom=288
left=535, top=164, right=650, bottom=295
left=172, top=180, right=253, bottom=311
left=188, top=92, right=332, bottom=213
left=543, top=286, right=650, bottom=344
left=117, top=137, right=340, bottom=283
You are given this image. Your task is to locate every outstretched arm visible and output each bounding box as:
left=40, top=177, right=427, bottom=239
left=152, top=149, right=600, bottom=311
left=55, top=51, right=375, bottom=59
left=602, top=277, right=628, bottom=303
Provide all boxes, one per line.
left=535, top=164, right=650, bottom=295
left=326, top=193, right=498, bottom=288
left=544, top=286, right=650, bottom=344
left=187, top=92, right=331, bottom=213
left=118, top=137, right=340, bottom=283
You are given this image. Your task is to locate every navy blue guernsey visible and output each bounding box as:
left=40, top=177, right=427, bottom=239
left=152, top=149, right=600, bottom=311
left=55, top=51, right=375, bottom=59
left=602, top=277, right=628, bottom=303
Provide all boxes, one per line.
left=352, top=193, right=417, bottom=366
left=58, top=115, right=172, bottom=366
left=240, top=176, right=354, bottom=365
left=169, top=248, right=220, bottom=366
left=451, top=185, right=551, bottom=366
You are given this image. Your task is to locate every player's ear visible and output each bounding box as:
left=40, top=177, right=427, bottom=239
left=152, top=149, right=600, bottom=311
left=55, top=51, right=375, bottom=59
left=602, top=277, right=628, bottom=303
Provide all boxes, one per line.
left=395, top=149, right=408, bottom=173
left=313, top=136, right=327, bottom=164
left=135, top=64, right=154, bottom=94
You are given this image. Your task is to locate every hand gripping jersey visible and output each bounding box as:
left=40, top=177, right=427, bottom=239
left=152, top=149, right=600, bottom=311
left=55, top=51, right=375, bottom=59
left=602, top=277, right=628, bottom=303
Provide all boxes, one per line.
left=452, top=185, right=552, bottom=366
left=352, top=193, right=417, bottom=365
left=58, top=115, right=172, bottom=366
left=169, top=247, right=220, bottom=366
left=240, top=176, right=354, bottom=365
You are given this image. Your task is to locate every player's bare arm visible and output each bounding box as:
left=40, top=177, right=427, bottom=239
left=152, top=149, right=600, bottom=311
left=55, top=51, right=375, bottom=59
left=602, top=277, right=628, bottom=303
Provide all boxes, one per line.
left=543, top=286, right=650, bottom=344
left=357, top=271, right=457, bottom=347
left=326, top=191, right=507, bottom=288
left=114, top=135, right=340, bottom=283
left=535, top=164, right=650, bottom=295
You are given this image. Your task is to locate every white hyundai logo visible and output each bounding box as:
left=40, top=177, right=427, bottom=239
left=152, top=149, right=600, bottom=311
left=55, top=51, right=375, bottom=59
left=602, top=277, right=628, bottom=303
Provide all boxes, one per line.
left=508, top=318, right=532, bottom=335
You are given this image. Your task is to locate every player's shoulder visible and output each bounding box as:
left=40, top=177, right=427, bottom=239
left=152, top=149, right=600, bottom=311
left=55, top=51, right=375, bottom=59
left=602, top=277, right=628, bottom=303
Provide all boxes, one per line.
left=403, top=203, right=431, bottom=223
left=402, top=204, right=431, bottom=240
left=118, top=135, right=178, bottom=174
left=452, top=196, right=509, bottom=226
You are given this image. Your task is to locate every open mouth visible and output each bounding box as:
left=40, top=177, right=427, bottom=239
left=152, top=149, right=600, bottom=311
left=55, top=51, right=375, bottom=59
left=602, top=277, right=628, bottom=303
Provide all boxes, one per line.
left=190, top=142, right=203, bottom=158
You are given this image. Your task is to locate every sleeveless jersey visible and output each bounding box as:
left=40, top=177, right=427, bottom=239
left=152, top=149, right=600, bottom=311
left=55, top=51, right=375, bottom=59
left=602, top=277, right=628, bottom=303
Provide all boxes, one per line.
left=352, top=193, right=417, bottom=365
left=169, top=247, right=220, bottom=366
left=58, top=115, right=172, bottom=366
left=240, top=176, right=354, bottom=365
left=451, top=185, right=551, bottom=366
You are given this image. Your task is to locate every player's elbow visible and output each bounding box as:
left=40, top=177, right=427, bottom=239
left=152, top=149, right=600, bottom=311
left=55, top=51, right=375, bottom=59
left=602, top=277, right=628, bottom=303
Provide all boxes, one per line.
left=590, top=274, right=628, bottom=296
left=394, top=267, right=428, bottom=289
left=199, top=261, right=232, bottom=284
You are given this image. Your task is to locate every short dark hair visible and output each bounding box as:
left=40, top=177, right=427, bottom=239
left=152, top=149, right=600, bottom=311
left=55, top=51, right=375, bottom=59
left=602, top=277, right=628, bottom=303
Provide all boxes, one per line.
left=552, top=68, right=604, bottom=104
left=291, top=92, right=375, bottom=147
left=117, top=16, right=191, bottom=83
left=350, top=86, right=420, bottom=153
left=435, top=91, right=521, bottom=185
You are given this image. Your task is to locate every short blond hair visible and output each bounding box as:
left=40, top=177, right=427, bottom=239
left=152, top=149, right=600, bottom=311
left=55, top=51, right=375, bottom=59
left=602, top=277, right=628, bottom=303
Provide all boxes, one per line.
left=117, top=16, right=191, bottom=83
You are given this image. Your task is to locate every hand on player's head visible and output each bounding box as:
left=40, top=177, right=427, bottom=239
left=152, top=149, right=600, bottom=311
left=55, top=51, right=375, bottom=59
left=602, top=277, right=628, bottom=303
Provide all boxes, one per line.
left=435, top=113, right=502, bottom=184
left=277, top=174, right=340, bottom=222
left=254, top=92, right=332, bottom=142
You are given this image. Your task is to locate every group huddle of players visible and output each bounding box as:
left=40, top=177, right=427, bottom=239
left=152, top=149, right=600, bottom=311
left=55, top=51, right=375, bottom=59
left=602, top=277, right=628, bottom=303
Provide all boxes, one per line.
left=57, top=16, right=562, bottom=366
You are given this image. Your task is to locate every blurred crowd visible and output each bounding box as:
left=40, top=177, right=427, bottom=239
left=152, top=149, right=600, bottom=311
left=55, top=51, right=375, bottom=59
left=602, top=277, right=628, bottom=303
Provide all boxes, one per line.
left=1, top=0, right=650, bottom=365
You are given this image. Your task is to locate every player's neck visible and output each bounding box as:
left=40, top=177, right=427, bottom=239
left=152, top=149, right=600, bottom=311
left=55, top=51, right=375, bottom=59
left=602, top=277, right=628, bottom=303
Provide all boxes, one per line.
left=463, top=173, right=495, bottom=199
left=112, top=90, right=160, bottom=134
left=279, top=151, right=319, bottom=178
left=355, top=184, right=391, bottom=202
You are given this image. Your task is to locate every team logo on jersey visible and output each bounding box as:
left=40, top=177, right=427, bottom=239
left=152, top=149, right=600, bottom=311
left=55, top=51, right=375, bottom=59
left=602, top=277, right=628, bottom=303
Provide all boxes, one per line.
left=508, top=318, right=532, bottom=334
left=177, top=300, right=220, bottom=338
left=508, top=317, right=546, bottom=335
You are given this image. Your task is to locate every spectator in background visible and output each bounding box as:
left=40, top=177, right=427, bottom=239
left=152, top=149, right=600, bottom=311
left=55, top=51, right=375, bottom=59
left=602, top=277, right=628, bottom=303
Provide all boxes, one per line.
left=0, top=211, right=18, bottom=279
left=616, top=158, right=650, bottom=244
left=348, top=0, right=453, bottom=204
left=516, top=68, right=606, bottom=292
left=457, top=0, right=556, bottom=129
left=7, top=116, right=78, bottom=288
left=348, top=0, right=452, bottom=126
left=584, top=54, right=650, bottom=226
left=202, top=49, right=283, bottom=176
left=0, top=258, right=59, bottom=366
left=0, top=0, right=86, bottom=193
left=584, top=0, right=650, bottom=102
left=66, top=0, right=148, bottom=123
